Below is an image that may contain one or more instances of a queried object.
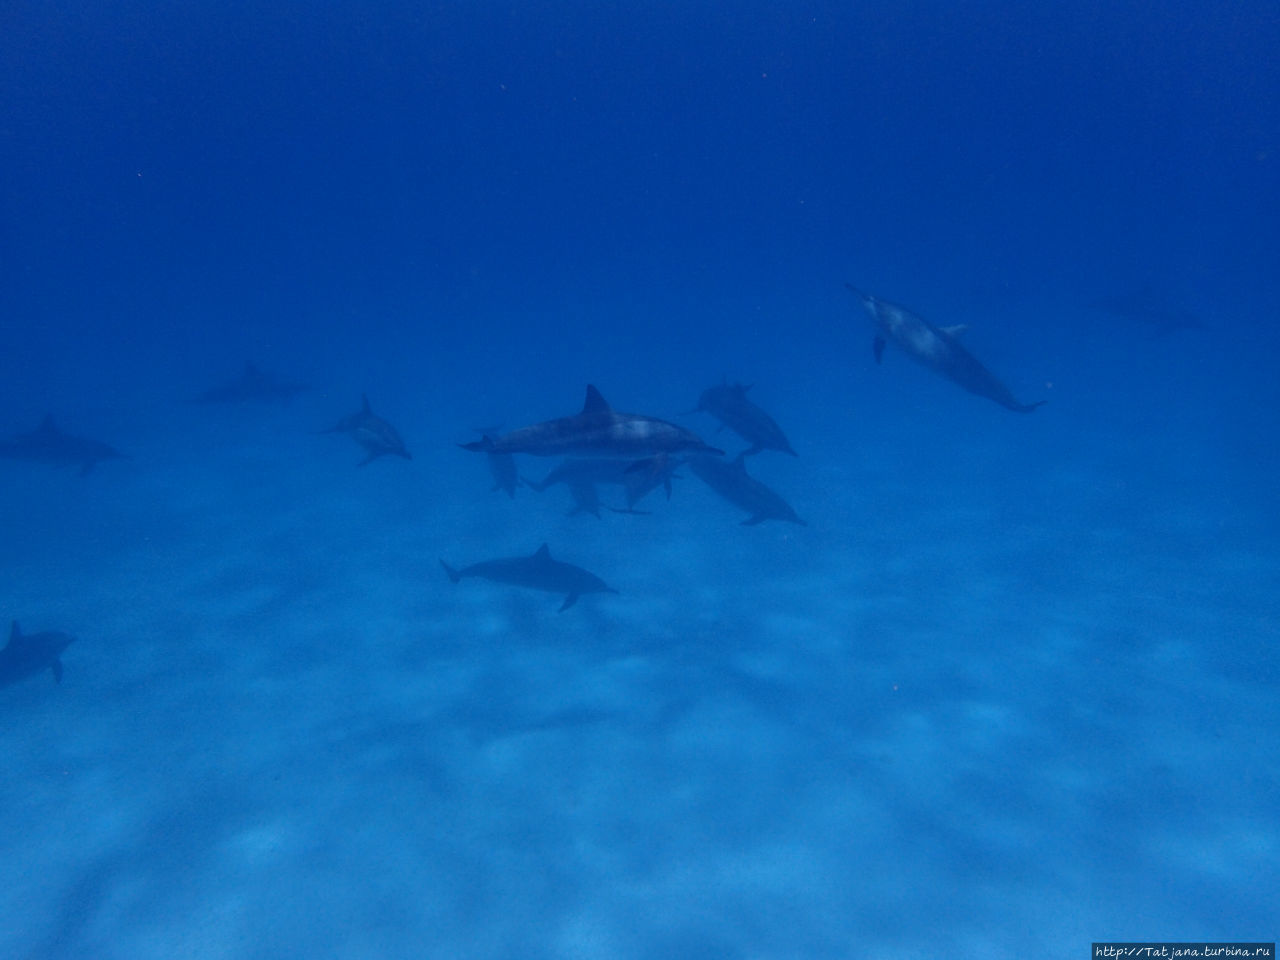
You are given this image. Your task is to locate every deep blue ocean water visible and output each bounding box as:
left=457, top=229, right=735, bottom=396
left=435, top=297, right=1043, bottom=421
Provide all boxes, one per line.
left=2, top=1, right=1277, bottom=957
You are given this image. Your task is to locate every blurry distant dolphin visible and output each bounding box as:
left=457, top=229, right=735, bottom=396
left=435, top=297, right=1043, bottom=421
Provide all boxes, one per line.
left=524, top=454, right=679, bottom=516
left=322, top=394, right=411, bottom=465
left=688, top=452, right=805, bottom=526
left=0, top=621, right=76, bottom=688
left=0, top=416, right=126, bottom=476
left=461, top=386, right=722, bottom=460
left=690, top=380, right=796, bottom=456
left=470, top=425, right=519, bottom=498
left=195, top=362, right=308, bottom=403
left=847, top=285, right=1045, bottom=413
left=440, top=543, right=618, bottom=611
left=1089, top=287, right=1205, bottom=338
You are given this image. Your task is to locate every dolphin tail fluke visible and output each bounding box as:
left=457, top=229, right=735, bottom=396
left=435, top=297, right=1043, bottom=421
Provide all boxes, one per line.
left=440, top=560, right=462, bottom=584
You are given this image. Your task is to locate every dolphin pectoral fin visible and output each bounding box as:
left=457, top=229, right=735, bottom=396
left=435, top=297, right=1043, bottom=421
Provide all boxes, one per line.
left=440, top=560, right=462, bottom=584
left=939, top=324, right=969, bottom=337
left=873, top=336, right=887, bottom=364
left=1014, top=400, right=1048, bottom=413
left=52, top=658, right=63, bottom=684
left=558, top=593, right=579, bottom=612
left=357, top=452, right=378, bottom=467
left=742, top=515, right=767, bottom=526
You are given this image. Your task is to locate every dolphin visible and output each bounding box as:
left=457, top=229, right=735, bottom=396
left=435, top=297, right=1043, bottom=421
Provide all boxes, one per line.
left=322, top=394, right=412, bottom=465
left=688, top=452, right=805, bottom=526
left=846, top=285, right=1045, bottom=413
left=195, top=362, right=308, bottom=403
left=0, top=416, right=126, bottom=476
left=524, top=454, right=678, bottom=515
left=486, top=448, right=519, bottom=498
left=1089, top=287, right=1205, bottom=339
left=469, top=426, right=519, bottom=498
left=0, top=621, right=76, bottom=688
left=460, top=385, right=722, bottom=460
left=691, top=380, right=796, bottom=456
left=440, top=543, right=618, bottom=611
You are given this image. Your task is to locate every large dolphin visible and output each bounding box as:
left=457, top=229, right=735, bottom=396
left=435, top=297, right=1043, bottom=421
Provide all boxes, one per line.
left=688, top=453, right=805, bottom=526
left=0, top=621, right=76, bottom=688
left=461, top=386, right=722, bottom=460
left=691, top=381, right=796, bottom=456
left=0, top=416, right=126, bottom=476
left=846, top=285, right=1045, bottom=413
left=440, top=544, right=617, bottom=611
left=322, top=394, right=412, bottom=466
left=195, top=362, right=308, bottom=403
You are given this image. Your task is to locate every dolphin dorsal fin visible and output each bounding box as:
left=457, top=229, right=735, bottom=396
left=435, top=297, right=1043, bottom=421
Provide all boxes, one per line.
left=939, top=324, right=969, bottom=337
left=534, top=543, right=552, bottom=561
left=7, top=621, right=19, bottom=648
left=361, top=394, right=372, bottom=414
left=582, top=385, right=611, bottom=416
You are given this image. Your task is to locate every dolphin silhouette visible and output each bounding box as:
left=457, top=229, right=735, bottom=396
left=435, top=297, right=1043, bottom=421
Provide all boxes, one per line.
left=847, top=285, right=1045, bottom=413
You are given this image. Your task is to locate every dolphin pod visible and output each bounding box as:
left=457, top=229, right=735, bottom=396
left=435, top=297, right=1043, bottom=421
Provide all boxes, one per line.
left=5, top=284, right=1047, bottom=656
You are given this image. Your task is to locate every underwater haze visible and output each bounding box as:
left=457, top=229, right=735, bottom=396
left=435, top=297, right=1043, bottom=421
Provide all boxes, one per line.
left=2, top=0, right=1277, bottom=957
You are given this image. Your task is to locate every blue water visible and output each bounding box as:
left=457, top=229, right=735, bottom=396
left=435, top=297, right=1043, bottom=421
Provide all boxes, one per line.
left=2, top=1, right=1277, bottom=957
